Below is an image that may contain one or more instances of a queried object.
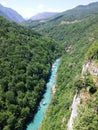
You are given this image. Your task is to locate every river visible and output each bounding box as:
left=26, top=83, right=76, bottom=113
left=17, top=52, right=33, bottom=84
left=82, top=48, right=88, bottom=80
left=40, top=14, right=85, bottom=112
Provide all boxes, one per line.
left=26, top=58, right=60, bottom=130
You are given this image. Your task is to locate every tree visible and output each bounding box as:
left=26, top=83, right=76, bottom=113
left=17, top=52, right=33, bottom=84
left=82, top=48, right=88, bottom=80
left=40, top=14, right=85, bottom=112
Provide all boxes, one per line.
left=6, top=91, right=15, bottom=104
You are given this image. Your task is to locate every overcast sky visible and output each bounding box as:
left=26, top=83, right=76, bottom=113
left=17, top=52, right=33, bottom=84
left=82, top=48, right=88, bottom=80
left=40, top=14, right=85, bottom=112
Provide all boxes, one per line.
left=0, top=0, right=98, bottom=18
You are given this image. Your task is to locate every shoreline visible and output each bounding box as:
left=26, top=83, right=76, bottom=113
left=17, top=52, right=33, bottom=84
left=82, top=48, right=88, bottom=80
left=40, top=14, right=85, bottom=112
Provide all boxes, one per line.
left=51, top=85, right=56, bottom=94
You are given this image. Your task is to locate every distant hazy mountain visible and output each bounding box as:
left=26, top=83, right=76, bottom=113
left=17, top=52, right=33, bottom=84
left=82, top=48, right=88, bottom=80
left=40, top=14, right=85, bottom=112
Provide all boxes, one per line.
left=76, top=1, right=98, bottom=9
left=0, top=4, right=24, bottom=23
left=30, top=12, right=59, bottom=21
left=24, top=1, right=98, bottom=29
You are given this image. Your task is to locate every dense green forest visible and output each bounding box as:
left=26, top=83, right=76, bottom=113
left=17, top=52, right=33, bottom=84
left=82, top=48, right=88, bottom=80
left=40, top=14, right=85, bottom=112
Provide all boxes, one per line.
left=25, top=14, right=98, bottom=46
left=73, top=42, right=98, bottom=130
left=85, top=42, right=98, bottom=61
left=0, top=16, right=61, bottom=130
left=0, top=2, right=98, bottom=130
left=35, top=10, right=98, bottom=130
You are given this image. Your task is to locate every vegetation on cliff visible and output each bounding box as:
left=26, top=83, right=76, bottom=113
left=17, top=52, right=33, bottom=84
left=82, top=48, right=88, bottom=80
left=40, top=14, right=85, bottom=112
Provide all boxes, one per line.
left=40, top=13, right=98, bottom=130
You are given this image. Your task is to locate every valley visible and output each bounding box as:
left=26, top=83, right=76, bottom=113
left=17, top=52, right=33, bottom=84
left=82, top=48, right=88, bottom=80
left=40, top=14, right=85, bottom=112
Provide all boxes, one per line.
left=0, top=1, right=98, bottom=130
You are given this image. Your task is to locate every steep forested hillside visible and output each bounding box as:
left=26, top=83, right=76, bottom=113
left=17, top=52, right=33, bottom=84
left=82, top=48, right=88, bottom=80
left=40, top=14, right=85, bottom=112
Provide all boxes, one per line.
left=38, top=7, right=98, bottom=130
left=73, top=41, right=98, bottom=130
left=0, top=16, right=61, bottom=130
left=0, top=4, right=24, bottom=23
left=42, top=15, right=98, bottom=130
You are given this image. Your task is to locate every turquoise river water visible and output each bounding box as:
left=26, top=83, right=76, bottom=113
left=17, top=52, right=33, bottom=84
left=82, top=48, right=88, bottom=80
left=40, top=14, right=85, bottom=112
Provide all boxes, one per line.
left=26, top=58, right=60, bottom=130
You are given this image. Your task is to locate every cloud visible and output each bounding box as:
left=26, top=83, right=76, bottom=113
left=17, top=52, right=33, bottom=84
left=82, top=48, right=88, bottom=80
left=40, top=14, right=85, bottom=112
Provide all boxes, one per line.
left=0, top=1, right=8, bottom=6
left=19, top=8, right=36, bottom=19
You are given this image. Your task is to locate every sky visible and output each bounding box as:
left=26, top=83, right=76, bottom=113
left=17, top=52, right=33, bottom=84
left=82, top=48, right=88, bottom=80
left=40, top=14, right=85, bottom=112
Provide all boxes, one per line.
left=0, top=0, right=98, bottom=19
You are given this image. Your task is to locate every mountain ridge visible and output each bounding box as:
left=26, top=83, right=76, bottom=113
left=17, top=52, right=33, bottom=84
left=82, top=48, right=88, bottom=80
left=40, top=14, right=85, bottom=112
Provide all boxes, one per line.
left=0, top=4, right=24, bottom=23
left=30, top=12, right=59, bottom=21
left=24, top=1, right=98, bottom=29
left=76, top=1, right=98, bottom=9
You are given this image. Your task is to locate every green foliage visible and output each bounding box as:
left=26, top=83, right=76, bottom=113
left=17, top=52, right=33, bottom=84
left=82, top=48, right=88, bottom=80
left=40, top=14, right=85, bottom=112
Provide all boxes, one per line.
left=74, top=78, right=85, bottom=91
left=85, top=75, right=97, bottom=94
left=73, top=91, right=98, bottom=130
left=39, top=10, right=98, bottom=130
left=85, top=42, right=98, bottom=61
left=0, top=16, right=61, bottom=130
left=74, top=74, right=97, bottom=94
left=1, top=2, right=98, bottom=129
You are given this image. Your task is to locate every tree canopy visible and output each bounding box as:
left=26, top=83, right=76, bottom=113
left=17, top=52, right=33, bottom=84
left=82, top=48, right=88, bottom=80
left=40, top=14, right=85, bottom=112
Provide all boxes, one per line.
left=0, top=16, right=61, bottom=130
